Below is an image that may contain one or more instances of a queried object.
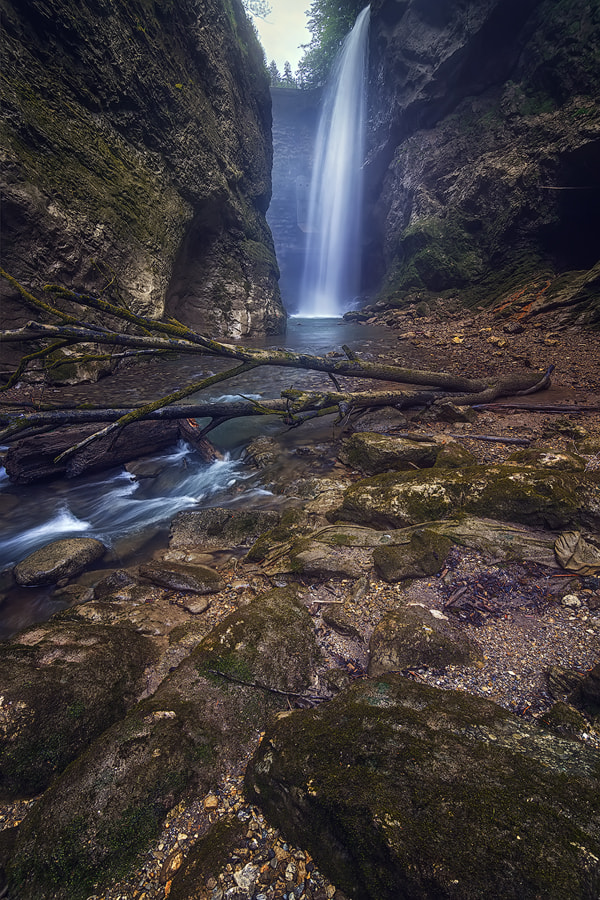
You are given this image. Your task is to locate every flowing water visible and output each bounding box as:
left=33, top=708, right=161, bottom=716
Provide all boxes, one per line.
left=298, top=6, right=371, bottom=317
left=0, top=317, right=392, bottom=637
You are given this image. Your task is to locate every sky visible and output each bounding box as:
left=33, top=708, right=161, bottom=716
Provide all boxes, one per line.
left=252, top=0, right=311, bottom=74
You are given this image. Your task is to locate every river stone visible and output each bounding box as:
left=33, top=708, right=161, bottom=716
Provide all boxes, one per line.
left=13, top=538, right=107, bottom=586
left=138, top=560, right=222, bottom=594
left=368, top=604, right=481, bottom=676
left=321, top=605, right=363, bottom=641
left=169, top=507, right=281, bottom=550
left=349, top=406, right=409, bottom=433
left=0, top=622, right=156, bottom=800
left=7, top=588, right=320, bottom=900
left=506, top=447, right=587, bottom=471
left=289, top=540, right=366, bottom=578
left=245, top=674, right=600, bottom=900
left=372, top=529, right=453, bottom=582
left=339, top=431, right=439, bottom=474
left=433, top=440, right=477, bottom=468
left=332, top=465, right=600, bottom=531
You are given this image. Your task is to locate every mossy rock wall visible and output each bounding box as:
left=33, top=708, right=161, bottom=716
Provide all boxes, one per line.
left=367, top=0, right=600, bottom=322
left=0, top=0, right=285, bottom=337
left=245, top=674, right=600, bottom=899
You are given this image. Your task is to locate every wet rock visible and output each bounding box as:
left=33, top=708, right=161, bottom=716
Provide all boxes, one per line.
left=13, top=538, right=106, bottom=586
left=170, top=507, right=281, bottom=550
left=0, top=621, right=156, bottom=799
left=321, top=606, right=363, bottom=641
left=372, top=528, right=453, bottom=582
left=93, top=569, right=138, bottom=600
left=433, top=440, right=477, bottom=469
left=245, top=675, right=600, bottom=900
left=139, top=560, right=222, bottom=594
left=7, top=588, right=320, bottom=900
left=349, top=407, right=409, bottom=434
left=245, top=436, right=279, bottom=468
left=332, top=465, right=600, bottom=531
left=507, top=447, right=587, bottom=471
left=339, top=431, right=439, bottom=474
left=368, top=603, right=481, bottom=676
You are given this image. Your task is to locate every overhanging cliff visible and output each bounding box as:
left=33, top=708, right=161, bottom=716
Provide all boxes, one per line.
left=366, top=0, right=600, bottom=324
left=0, top=0, right=286, bottom=338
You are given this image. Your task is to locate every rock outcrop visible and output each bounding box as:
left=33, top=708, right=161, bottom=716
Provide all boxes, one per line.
left=366, top=0, right=600, bottom=324
left=245, top=674, right=600, bottom=899
left=0, top=0, right=286, bottom=337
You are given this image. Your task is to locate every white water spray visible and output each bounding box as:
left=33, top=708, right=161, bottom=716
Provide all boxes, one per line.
left=298, top=5, right=370, bottom=317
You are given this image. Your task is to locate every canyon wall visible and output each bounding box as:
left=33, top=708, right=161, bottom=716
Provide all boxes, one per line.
left=0, top=0, right=286, bottom=338
left=366, top=0, right=600, bottom=323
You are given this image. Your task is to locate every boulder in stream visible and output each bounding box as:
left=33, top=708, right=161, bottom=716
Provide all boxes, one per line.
left=245, top=674, right=600, bottom=900
left=13, top=537, right=107, bottom=586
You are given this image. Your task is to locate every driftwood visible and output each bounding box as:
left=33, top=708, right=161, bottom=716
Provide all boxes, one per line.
left=0, top=271, right=555, bottom=478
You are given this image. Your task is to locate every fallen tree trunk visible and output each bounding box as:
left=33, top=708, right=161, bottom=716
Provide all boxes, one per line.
left=3, top=419, right=223, bottom=484
left=0, top=272, right=554, bottom=474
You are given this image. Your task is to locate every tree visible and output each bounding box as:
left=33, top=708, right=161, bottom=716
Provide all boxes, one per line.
left=0, top=270, right=553, bottom=476
left=282, top=61, right=296, bottom=87
left=268, top=59, right=281, bottom=85
left=297, top=0, right=365, bottom=88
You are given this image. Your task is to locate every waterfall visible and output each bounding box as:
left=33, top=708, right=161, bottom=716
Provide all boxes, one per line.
left=298, top=5, right=371, bottom=318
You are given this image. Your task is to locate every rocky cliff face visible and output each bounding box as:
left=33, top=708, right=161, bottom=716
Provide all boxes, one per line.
left=366, top=0, right=600, bottom=324
left=0, top=0, right=286, bottom=337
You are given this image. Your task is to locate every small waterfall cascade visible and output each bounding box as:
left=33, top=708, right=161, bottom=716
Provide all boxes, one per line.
left=298, top=5, right=371, bottom=318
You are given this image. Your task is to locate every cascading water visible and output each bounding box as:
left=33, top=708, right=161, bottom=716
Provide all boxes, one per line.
left=298, top=5, right=371, bottom=318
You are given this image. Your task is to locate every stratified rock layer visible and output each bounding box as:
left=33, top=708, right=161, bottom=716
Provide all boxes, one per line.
left=0, top=0, right=285, bottom=337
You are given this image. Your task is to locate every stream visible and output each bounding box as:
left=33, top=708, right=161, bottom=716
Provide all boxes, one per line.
left=0, top=318, right=393, bottom=638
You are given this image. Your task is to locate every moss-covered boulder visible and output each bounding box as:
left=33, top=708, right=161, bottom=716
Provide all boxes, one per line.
left=245, top=674, right=600, bottom=899
left=506, top=447, right=587, bottom=471
left=7, top=588, right=320, bottom=900
left=372, top=528, right=453, bottom=582
left=433, top=441, right=478, bottom=469
left=368, top=604, right=481, bottom=676
left=0, top=622, right=156, bottom=800
left=169, top=507, right=281, bottom=550
left=340, top=432, right=439, bottom=474
left=13, top=537, right=106, bottom=586
left=333, top=465, right=600, bottom=531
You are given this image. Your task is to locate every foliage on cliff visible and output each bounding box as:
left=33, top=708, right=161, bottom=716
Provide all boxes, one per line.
left=297, top=0, right=366, bottom=87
